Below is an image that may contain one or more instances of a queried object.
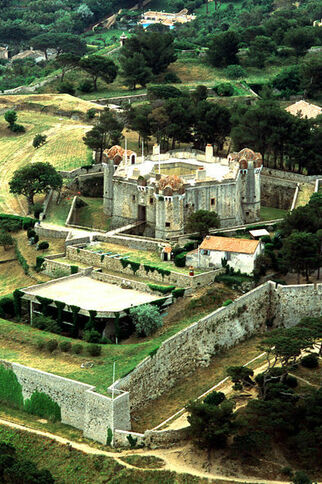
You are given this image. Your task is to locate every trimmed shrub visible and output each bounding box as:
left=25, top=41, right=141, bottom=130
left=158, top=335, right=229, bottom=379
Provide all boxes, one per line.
left=27, top=228, right=36, bottom=239
left=46, top=339, right=58, bottom=353
left=0, top=219, right=21, bottom=232
left=33, top=315, right=60, bottom=334
left=70, top=265, right=78, bottom=274
left=147, top=284, right=175, bottom=294
left=222, top=299, right=233, bottom=306
left=174, top=252, right=186, bottom=267
left=172, top=288, right=185, bottom=298
left=24, top=391, right=61, bottom=422
left=0, top=365, right=23, bottom=409
left=214, top=82, right=234, bottom=96
left=0, top=296, right=15, bottom=318
left=83, top=329, right=101, bottom=343
left=59, top=341, right=72, bottom=352
left=301, top=354, right=319, bottom=369
left=37, top=241, right=49, bottom=251
left=0, top=214, right=36, bottom=230
left=72, top=343, right=83, bottom=354
left=87, top=344, right=102, bottom=357
left=14, top=243, right=29, bottom=274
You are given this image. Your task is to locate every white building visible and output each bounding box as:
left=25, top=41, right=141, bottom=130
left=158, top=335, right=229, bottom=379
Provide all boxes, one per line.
left=187, top=235, right=263, bottom=274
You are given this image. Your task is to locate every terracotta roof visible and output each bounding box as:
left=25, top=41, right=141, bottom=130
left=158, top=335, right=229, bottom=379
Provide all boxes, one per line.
left=285, top=100, right=322, bottom=119
left=199, top=236, right=260, bottom=255
left=163, top=246, right=172, bottom=253
left=158, top=175, right=184, bottom=191
left=105, top=145, right=135, bottom=159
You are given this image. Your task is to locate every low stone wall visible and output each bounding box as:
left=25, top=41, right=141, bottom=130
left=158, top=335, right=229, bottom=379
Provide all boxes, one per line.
left=113, top=427, right=189, bottom=449
left=94, top=233, right=165, bottom=252
left=59, top=163, right=103, bottom=179
left=0, top=360, right=130, bottom=444
left=92, top=270, right=169, bottom=295
left=262, top=167, right=319, bottom=183
left=66, top=245, right=218, bottom=288
left=35, top=225, right=69, bottom=239
left=113, top=429, right=145, bottom=448
left=65, top=196, right=78, bottom=226
left=114, top=282, right=322, bottom=411
left=42, top=257, right=91, bottom=278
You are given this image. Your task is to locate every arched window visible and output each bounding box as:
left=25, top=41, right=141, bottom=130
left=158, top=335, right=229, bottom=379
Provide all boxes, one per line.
left=131, top=154, right=136, bottom=165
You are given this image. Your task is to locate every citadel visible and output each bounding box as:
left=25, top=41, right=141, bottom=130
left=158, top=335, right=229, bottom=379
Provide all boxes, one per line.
left=102, top=144, right=263, bottom=238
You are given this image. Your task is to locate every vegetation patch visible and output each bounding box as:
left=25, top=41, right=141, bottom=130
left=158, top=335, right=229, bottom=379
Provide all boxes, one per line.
left=121, top=455, right=165, bottom=469
left=24, top=391, right=61, bottom=422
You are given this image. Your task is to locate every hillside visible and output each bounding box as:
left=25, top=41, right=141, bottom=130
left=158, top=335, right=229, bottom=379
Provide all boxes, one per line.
left=0, top=94, right=99, bottom=214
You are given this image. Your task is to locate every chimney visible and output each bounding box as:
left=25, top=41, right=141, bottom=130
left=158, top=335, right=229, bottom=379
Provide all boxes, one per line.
left=153, top=143, right=160, bottom=156
left=196, top=167, right=206, bottom=181
left=205, top=144, right=213, bottom=162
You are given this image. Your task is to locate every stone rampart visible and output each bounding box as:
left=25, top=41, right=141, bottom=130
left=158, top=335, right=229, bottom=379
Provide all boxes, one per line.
left=66, top=245, right=218, bottom=288
left=92, top=270, right=165, bottom=295
left=59, top=163, right=103, bottom=179
left=35, top=225, right=69, bottom=239
left=94, top=233, right=165, bottom=252
left=261, top=167, right=319, bottom=183
left=114, top=282, right=322, bottom=411
left=42, top=258, right=91, bottom=278
left=0, top=360, right=130, bottom=444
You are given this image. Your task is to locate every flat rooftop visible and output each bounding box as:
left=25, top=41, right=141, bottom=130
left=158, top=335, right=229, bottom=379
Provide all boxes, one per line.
left=22, top=275, right=160, bottom=313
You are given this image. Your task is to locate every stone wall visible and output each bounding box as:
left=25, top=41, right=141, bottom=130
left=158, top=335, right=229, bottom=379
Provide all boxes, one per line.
left=0, top=360, right=130, bottom=444
left=114, top=282, right=322, bottom=411
left=59, top=163, right=103, bottom=179
left=261, top=175, right=296, bottom=210
left=42, top=257, right=91, bottom=278
left=261, top=167, right=319, bottom=183
left=35, top=225, right=69, bottom=239
left=92, top=270, right=172, bottom=296
left=94, top=233, right=165, bottom=252
left=66, top=245, right=219, bottom=288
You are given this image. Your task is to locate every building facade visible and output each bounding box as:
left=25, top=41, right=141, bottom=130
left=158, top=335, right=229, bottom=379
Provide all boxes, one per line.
left=102, top=145, right=263, bottom=239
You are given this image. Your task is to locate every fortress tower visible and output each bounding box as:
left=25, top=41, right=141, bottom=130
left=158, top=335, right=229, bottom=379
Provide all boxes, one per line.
left=154, top=175, right=185, bottom=239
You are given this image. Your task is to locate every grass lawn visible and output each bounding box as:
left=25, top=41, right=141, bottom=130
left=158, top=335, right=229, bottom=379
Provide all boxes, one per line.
left=75, top=197, right=111, bottom=230
left=46, top=198, right=72, bottom=226
left=0, top=311, right=207, bottom=395
left=0, top=110, right=91, bottom=215
left=85, top=241, right=205, bottom=275
left=260, top=206, right=287, bottom=221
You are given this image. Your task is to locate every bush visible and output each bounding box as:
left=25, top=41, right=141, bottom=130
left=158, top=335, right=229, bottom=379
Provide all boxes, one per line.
left=261, top=235, right=271, bottom=244
left=183, top=241, right=195, bottom=252
left=35, top=339, right=45, bottom=351
left=33, top=315, right=60, bottom=334
left=0, top=214, right=36, bottom=230
left=83, top=329, right=101, bottom=343
left=46, top=339, right=58, bottom=353
left=37, top=241, right=49, bottom=251
left=285, top=375, right=298, bottom=388
left=0, top=219, right=21, bottom=232
left=70, top=265, right=78, bottom=274
left=24, top=391, right=61, bottom=422
left=204, top=390, right=225, bottom=406
left=174, top=252, right=186, bottom=267
left=14, top=243, right=29, bottom=275
left=214, top=82, right=234, bottom=96
left=86, top=108, right=96, bottom=119
left=147, top=284, right=175, bottom=294
left=27, top=228, right=36, bottom=239
left=147, top=85, right=182, bottom=100
left=10, top=123, right=25, bottom=133
left=130, top=304, right=163, bottom=337
left=87, top=344, right=102, bottom=357
left=164, top=71, right=182, bottom=83
left=59, top=341, right=72, bottom=352
left=79, top=79, right=94, bottom=93
left=172, top=288, right=185, bottom=298
left=58, top=81, right=75, bottom=95
left=99, top=337, right=112, bottom=344
left=0, top=296, right=15, bottom=318
left=72, top=343, right=83, bottom=354
left=301, top=354, right=319, bottom=369
left=225, top=64, right=246, bottom=79
left=33, top=134, right=47, bottom=149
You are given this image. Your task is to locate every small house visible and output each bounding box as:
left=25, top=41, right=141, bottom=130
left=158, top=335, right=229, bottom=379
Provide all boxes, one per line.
left=186, top=236, right=262, bottom=274
left=249, top=228, right=269, bottom=240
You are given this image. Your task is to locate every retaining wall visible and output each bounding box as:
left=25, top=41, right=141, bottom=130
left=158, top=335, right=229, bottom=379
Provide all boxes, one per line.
left=91, top=270, right=169, bottom=295
left=59, top=163, right=103, bottom=179
left=114, top=282, right=322, bottom=411
left=66, top=245, right=219, bottom=288
left=0, top=360, right=130, bottom=444
left=42, top=257, right=91, bottom=278
left=35, top=225, right=69, bottom=239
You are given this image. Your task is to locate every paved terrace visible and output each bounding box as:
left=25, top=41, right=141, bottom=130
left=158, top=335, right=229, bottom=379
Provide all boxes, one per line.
left=22, top=274, right=161, bottom=313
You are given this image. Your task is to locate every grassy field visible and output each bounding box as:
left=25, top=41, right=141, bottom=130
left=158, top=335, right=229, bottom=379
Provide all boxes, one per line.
left=0, top=425, right=210, bottom=483
left=260, top=206, right=287, bottom=221
left=0, top=103, right=93, bottom=214
left=75, top=197, right=111, bottom=230
left=0, top=311, right=208, bottom=395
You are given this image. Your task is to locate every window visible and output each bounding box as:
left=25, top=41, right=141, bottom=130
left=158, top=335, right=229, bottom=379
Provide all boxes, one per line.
left=165, top=222, right=170, bottom=227
left=211, top=198, right=215, bottom=206
left=225, top=251, right=231, bottom=261
left=132, top=195, right=135, bottom=201
left=246, top=211, right=249, bottom=216
left=150, top=197, right=153, bottom=205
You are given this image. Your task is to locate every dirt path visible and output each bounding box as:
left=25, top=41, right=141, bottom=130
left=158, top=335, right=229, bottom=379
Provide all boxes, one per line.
left=0, top=417, right=295, bottom=484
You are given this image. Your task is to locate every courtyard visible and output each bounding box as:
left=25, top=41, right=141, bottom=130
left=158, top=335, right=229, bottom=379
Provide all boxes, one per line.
left=22, top=275, right=161, bottom=313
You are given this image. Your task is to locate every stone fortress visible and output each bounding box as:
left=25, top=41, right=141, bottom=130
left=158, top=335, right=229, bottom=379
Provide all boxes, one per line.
left=102, top=145, right=263, bottom=239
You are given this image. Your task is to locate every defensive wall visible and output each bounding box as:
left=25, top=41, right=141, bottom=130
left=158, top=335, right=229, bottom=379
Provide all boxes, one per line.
left=1, top=282, right=321, bottom=446
left=0, top=360, right=130, bottom=445
left=113, top=281, right=322, bottom=410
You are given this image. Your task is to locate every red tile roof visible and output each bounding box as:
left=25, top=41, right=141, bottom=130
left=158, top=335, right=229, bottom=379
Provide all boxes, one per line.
left=199, top=236, right=260, bottom=255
